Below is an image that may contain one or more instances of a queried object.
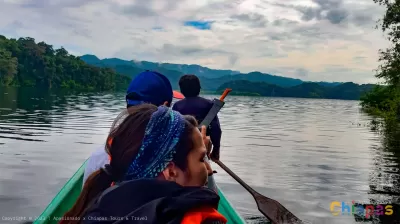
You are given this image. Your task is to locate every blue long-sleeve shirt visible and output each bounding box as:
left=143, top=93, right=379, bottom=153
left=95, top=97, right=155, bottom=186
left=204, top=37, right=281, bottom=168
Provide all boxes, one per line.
left=172, top=96, right=222, bottom=154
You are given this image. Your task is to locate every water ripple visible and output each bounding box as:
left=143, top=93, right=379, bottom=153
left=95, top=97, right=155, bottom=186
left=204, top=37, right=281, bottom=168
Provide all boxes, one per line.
left=0, top=89, right=399, bottom=223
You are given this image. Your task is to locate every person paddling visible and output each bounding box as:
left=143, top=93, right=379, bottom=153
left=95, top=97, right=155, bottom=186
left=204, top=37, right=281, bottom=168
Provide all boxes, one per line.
left=62, top=104, right=227, bottom=224
left=82, top=70, right=175, bottom=186
left=172, top=74, right=222, bottom=161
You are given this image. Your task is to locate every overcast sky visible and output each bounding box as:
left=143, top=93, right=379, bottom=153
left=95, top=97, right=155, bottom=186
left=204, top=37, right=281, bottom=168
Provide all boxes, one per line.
left=0, top=0, right=389, bottom=83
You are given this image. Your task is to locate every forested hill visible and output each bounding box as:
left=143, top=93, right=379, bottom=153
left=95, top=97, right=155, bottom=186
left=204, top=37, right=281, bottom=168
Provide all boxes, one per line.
left=80, top=55, right=306, bottom=89
left=0, top=35, right=375, bottom=100
left=217, top=80, right=376, bottom=100
left=0, top=35, right=130, bottom=90
left=79, top=54, right=347, bottom=91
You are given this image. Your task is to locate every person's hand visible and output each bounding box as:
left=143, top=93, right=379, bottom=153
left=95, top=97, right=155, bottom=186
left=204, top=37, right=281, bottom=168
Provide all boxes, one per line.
left=201, top=126, right=212, bottom=158
left=201, top=126, right=218, bottom=175
left=163, top=101, right=170, bottom=107
left=210, top=152, right=219, bottom=162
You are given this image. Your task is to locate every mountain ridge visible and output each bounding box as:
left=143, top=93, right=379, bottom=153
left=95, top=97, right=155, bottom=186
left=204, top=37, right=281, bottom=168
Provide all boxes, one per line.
left=79, top=54, right=344, bottom=89
left=80, top=54, right=241, bottom=78
left=217, top=80, right=375, bottom=100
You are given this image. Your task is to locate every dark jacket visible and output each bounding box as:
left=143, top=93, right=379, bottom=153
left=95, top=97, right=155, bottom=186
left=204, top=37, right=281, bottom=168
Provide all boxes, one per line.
left=81, top=179, right=225, bottom=224
left=172, top=97, right=222, bottom=155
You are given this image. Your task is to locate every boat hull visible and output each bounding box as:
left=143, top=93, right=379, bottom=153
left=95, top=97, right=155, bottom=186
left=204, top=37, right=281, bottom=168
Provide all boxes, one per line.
left=34, top=160, right=246, bottom=224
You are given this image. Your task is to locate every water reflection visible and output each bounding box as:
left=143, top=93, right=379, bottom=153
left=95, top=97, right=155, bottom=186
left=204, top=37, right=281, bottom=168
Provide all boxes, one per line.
left=0, top=87, right=400, bottom=224
left=353, top=121, right=400, bottom=223
left=0, top=87, right=57, bottom=142
left=0, top=87, right=127, bottom=219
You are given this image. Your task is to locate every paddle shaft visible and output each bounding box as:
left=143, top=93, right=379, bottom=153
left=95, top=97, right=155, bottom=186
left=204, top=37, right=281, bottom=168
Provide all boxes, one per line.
left=199, top=88, right=303, bottom=223
left=214, top=160, right=258, bottom=195
left=199, top=88, right=232, bottom=128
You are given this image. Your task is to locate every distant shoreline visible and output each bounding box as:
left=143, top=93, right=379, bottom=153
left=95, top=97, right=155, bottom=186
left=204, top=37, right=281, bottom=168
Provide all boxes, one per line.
left=0, top=35, right=375, bottom=101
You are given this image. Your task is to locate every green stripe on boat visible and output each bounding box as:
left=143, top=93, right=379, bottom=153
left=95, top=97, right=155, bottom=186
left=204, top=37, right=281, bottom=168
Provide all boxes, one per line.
left=34, top=160, right=246, bottom=224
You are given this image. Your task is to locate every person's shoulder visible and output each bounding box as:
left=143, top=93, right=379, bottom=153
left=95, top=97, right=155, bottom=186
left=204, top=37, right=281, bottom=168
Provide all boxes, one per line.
left=86, top=146, right=109, bottom=168
left=82, top=145, right=110, bottom=186
left=173, top=100, right=184, bottom=106
left=197, top=96, right=212, bottom=102
left=90, top=146, right=108, bottom=158
left=198, top=96, right=213, bottom=107
left=172, top=99, right=186, bottom=109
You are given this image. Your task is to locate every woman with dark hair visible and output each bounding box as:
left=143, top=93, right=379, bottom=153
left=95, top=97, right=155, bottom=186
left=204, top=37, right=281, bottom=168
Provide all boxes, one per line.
left=61, top=104, right=227, bottom=224
left=82, top=70, right=174, bottom=187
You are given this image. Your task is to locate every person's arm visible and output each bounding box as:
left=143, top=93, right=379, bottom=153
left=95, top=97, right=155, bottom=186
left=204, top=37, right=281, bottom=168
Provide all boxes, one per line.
left=209, top=115, right=222, bottom=160
left=83, top=153, right=98, bottom=187
left=82, top=147, right=110, bottom=188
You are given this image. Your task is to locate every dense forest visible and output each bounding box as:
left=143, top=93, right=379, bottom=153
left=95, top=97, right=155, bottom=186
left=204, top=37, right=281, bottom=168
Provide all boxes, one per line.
left=0, top=35, right=131, bottom=91
left=360, top=1, right=400, bottom=120
left=217, top=80, right=375, bottom=100
left=0, top=34, right=378, bottom=101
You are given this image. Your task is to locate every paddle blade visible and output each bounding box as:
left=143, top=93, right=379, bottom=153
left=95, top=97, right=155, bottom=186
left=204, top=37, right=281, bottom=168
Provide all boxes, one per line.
left=214, top=160, right=303, bottom=224
left=253, top=193, right=304, bottom=224
left=173, top=90, right=184, bottom=99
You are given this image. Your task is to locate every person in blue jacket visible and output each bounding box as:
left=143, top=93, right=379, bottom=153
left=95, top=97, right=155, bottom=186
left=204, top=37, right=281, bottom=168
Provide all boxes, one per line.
left=82, top=70, right=175, bottom=186
left=172, top=74, right=222, bottom=161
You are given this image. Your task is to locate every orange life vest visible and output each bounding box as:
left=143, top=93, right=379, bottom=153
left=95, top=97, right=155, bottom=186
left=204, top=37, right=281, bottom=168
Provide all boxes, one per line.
left=181, top=207, right=227, bottom=224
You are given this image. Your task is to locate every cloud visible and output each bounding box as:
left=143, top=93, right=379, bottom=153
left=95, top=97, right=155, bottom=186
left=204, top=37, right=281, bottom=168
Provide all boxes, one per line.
left=230, top=12, right=268, bottom=27
left=0, top=0, right=390, bottom=83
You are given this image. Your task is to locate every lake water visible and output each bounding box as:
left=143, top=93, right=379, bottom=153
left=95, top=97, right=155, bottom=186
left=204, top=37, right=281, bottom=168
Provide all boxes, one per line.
left=0, top=87, right=399, bottom=224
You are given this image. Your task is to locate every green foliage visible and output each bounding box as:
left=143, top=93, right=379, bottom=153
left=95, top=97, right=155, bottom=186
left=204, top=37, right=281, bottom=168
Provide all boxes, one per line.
left=360, top=86, right=400, bottom=119
left=0, top=35, right=131, bottom=91
left=360, top=0, right=400, bottom=120
left=0, top=47, right=18, bottom=85
left=372, top=0, right=400, bottom=87
left=217, top=80, right=375, bottom=100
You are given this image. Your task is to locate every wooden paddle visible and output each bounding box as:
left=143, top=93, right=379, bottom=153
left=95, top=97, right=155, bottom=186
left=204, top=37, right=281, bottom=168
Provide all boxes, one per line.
left=208, top=89, right=303, bottom=223
left=214, top=159, right=303, bottom=224
left=177, top=87, right=303, bottom=223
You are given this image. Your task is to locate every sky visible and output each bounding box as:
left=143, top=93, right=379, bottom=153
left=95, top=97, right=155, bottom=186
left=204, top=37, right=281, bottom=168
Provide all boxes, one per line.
left=0, top=0, right=390, bottom=84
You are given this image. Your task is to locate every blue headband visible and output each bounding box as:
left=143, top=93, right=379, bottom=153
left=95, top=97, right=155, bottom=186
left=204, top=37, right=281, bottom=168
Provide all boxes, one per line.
left=123, top=106, right=186, bottom=180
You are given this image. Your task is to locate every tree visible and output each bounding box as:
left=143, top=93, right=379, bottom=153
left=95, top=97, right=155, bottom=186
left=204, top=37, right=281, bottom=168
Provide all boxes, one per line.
left=372, top=0, right=400, bottom=87
left=0, top=48, right=18, bottom=85
left=0, top=35, right=131, bottom=90
left=360, top=1, right=400, bottom=118
left=55, top=47, right=68, bottom=57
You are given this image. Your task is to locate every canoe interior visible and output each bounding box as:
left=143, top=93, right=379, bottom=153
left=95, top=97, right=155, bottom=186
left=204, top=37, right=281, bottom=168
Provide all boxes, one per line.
left=34, top=160, right=246, bottom=224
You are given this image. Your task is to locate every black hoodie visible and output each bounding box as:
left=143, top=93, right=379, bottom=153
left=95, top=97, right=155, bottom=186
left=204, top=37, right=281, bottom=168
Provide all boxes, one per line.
left=81, top=179, right=225, bottom=224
